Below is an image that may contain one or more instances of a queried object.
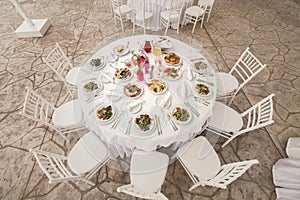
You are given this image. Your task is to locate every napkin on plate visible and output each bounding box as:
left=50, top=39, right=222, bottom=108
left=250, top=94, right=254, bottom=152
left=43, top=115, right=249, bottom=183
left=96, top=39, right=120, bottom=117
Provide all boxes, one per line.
left=158, top=92, right=171, bottom=108
left=128, top=99, right=144, bottom=110
left=187, top=65, right=194, bottom=81
left=101, top=73, right=113, bottom=83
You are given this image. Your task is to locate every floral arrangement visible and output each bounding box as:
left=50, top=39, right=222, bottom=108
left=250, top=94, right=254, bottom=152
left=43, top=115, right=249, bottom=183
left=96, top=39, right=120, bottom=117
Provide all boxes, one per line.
left=131, top=50, right=147, bottom=67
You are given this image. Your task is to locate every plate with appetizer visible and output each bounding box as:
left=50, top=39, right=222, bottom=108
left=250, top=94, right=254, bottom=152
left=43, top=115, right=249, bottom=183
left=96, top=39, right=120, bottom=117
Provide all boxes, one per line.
left=114, top=67, right=132, bottom=81
left=95, top=104, right=116, bottom=124
left=164, top=53, right=181, bottom=66
left=163, top=67, right=182, bottom=80
left=113, top=44, right=129, bottom=56
left=148, top=79, right=167, bottom=95
left=123, top=82, right=143, bottom=99
left=194, top=83, right=212, bottom=99
left=134, top=113, right=155, bottom=134
left=171, top=106, right=191, bottom=124
left=88, top=57, right=105, bottom=71
left=193, top=60, right=209, bottom=73
left=82, top=80, right=103, bottom=96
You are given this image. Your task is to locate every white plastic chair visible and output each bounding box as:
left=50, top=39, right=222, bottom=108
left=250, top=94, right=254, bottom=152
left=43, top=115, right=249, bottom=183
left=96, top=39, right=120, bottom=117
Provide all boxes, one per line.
left=204, top=0, right=215, bottom=22
left=216, top=47, right=267, bottom=105
left=111, top=0, right=132, bottom=31
left=44, top=43, right=80, bottom=97
left=20, top=87, right=86, bottom=143
left=131, top=0, right=153, bottom=34
left=117, top=149, right=169, bottom=200
left=286, top=137, right=300, bottom=159
left=182, top=0, right=208, bottom=34
left=207, top=94, right=275, bottom=147
left=30, top=133, right=110, bottom=186
left=160, top=0, right=185, bottom=36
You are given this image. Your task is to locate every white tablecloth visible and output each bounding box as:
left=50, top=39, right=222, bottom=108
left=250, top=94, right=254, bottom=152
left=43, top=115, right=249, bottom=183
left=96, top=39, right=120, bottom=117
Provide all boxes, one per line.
left=77, top=35, right=216, bottom=158
left=129, top=0, right=193, bottom=31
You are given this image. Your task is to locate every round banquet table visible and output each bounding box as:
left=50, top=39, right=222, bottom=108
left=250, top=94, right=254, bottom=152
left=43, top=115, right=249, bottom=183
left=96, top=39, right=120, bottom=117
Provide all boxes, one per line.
left=77, top=34, right=217, bottom=158
left=128, top=0, right=193, bottom=31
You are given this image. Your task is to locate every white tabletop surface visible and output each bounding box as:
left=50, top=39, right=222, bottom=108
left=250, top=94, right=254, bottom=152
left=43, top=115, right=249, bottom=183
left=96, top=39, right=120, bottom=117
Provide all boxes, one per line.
left=77, top=34, right=217, bottom=158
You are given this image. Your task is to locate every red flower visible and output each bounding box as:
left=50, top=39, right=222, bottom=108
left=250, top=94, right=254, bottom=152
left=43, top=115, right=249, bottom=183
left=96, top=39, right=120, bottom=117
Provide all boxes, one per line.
left=176, top=107, right=180, bottom=110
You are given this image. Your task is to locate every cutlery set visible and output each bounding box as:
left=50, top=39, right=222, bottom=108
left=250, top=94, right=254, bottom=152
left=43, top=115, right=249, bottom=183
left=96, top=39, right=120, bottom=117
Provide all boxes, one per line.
left=111, top=111, right=125, bottom=129
left=167, top=114, right=178, bottom=131
left=155, top=114, right=163, bottom=135
left=184, top=101, right=200, bottom=117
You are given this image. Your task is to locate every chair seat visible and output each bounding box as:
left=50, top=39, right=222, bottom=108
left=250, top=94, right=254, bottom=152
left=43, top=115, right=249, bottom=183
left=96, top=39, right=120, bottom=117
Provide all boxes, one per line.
left=286, top=137, right=300, bottom=158
left=160, top=10, right=180, bottom=21
left=114, top=5, right=132, bottom=16
left=68, top=132, right=109, bottom=175
left=210, top=102, right=243, bottom=132
left=52, top=99, right=83, bottom=128
left=185, top=6, right=205, bottom=17
left=215, top=72, right=239, bottom=96
left=276, top=187, right=300, bottom=200
left=131, top=150, right=169, bottom=193
left=65, top=67, right=80, bottom=86
left=135, top=11, right=153, bottom=21
left=177, top=136, right=220, bottom=181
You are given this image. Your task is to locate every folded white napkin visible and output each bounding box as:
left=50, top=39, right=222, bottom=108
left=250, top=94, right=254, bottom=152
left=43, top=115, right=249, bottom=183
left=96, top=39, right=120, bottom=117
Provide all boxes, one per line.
left=128, top=99, right=144, bottom=110
left=158, top=92, right=171, bottom=108
left=101, top=73, right=113, bottom=83
left=187, top=65, right=194, bottom=81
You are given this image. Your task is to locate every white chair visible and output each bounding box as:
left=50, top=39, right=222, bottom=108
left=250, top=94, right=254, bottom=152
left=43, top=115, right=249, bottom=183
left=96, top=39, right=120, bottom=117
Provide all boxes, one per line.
left=19, top=87, right=86, bottom=143
left=207, top=94, right=275, bottom=147
left=216, top=47, right=267, bottom=105
left=131, top=0, right=153, bottom=34
left=276, top=187, right=300, bottom=200
left=286, top=137, right=300, bottom=159
left=44, top=43, right=80, bottom=97
left=204, top=0, right=215, bottom=22
left=160, top=0, right=185, bottom=35
left=176, top=137, right=258, bottom=190
left=111, top=0, right=132, bottom=31
left=30, top=133, right=110, bottom=186
left=182, top=0, right=208, bottom=34
left=117, top=149, right=169, bottom=200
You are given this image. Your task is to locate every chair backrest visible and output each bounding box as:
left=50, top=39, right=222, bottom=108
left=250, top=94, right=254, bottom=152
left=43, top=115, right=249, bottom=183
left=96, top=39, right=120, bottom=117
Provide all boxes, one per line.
left=20, top=87, right=55, bottom=126
left=239, top=94, right=275, bottom=134
left=206, top=159, right=259, bottom=189
left=30, top=149, right=77, bottom=184
left=170, top=0, right=185, bottom=11
left=44, top=43, right=74, bottom=82
left=111, top=0, right=123, bottom=13
left=229, top=47, right=267, bottom=92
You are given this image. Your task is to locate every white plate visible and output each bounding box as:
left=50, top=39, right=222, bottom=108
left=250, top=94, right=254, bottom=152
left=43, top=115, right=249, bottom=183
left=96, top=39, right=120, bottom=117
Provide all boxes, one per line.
left=163, top=53, right=181, bottom=67
left=114, top=67, right=133, bottom=82
left=123, top=82, right=144, bottom=99
left=194, top=83, right=212, bottom=99
left=128, top=103, right=142, bottom=114
left=170, top=105, right=192, bottom=124
left=95, top=104, right=116, bottom=124
left=163, top=67, right=182, bottom=80
left=193, top=60, right=209, bottom=73
left=82, top=80, right=103, bottom=96
left=148, top=79, right=168, bottom=95
left=133, top=114, right=155, bottom=134
left=88, top=57, right=105, bottom=71
left=113, top=45, right=130, bottom=56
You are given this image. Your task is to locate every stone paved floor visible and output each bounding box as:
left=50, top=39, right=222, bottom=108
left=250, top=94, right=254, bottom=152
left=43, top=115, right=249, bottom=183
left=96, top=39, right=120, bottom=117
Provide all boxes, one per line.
left=0, top=0, right=299, bottom=199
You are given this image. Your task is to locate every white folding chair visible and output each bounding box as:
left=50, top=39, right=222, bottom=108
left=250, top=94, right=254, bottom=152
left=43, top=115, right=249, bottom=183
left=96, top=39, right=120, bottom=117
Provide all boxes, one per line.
left=131, top=0, right=153, bottom=34
left=117, top=149, right=169, bottom=200
left=207, top=94, right=275, bottom=147
left=44, top=43, right=80, bottom=97
left=204, top=0, right=215, bottom=22
left=286, top=137, right=300, bottom=159
left=182, top=0, right=208, bottom=34
left=111, top=0, right=132, bottom=31
left=30, top=133, right=110, bottom=186
left=160, top=0, right=185, bottom=36
left=20, top=87, right=86, bottom=143
left=216, top=47, right=267, bottom=105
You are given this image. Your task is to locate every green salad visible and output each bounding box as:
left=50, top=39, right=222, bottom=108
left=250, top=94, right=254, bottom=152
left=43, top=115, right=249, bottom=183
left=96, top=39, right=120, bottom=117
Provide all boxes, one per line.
left=135, top=114, right=152, bottom=131
left=172, top=107, right=190, bottom=122
left=96, top=105, right=113, bottom=121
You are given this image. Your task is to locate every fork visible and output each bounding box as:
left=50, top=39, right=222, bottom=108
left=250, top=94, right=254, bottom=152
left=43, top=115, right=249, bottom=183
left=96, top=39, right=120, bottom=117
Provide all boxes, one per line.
left=167, top=114, right=178, bottom=131
left=184, top=101, right=200, bottom=117
left=194, top=96, right=210, bottom=106
left=111, top=111, right=125, bottom=129
left=125, top=117, right=133, bottom=135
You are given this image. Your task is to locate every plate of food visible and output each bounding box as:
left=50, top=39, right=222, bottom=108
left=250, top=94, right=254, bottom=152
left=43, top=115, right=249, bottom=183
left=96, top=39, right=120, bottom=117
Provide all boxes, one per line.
left=148, top=79, right=167, bottom=95
left=194, top=83, right=212, bottom=99
left=114, top=67, right=132, bottom=81
left=113, top=44, right=129, bottom=56
left=193, top=60, right=208, bottom=73
left=164, top=53, right=181, bottom=66
left=123, top=82, right=143, bottom=98
left=95, top=104, right=115, bottom=124
left=163, top=67, right=182, bottom=80
left=171, top=106, right=191, bottom=124
left=134, top=114, right=155, bottom=134
left=83, top=80, right=103, bottom=96
left=88, top=57, right=105, bottom=71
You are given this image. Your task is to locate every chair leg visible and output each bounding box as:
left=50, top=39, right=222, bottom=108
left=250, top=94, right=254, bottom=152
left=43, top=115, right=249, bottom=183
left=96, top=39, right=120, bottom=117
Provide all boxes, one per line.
left=191, top=20, right=197, bottom=34
left=120, top=17, right=124, bottom=32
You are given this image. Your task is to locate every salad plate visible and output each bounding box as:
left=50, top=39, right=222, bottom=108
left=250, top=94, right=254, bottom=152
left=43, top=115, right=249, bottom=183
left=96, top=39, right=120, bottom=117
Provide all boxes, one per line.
left=148, top=79, right=168, bottom=95
left=194, top=83, right=212, bottom=99
left=170, top=106, right=191, bottom=124
left=134, top=113, right=155, bottom=134
left=113, top=44, right=129, bottom=56
left=114, top=67, right=133, bottom=82
left=82, top=80, right=103, bottom=96
left=88, top=57, right=105, bottom=71
left=193, top=60, right=209, bottom=73
left=123, top=82, right=143, bottom=99
left=95, top=104, right=116, bottom=124
left=163, top=67, right=182, bottom=80
left=163, top=53, right=181, bottom=66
